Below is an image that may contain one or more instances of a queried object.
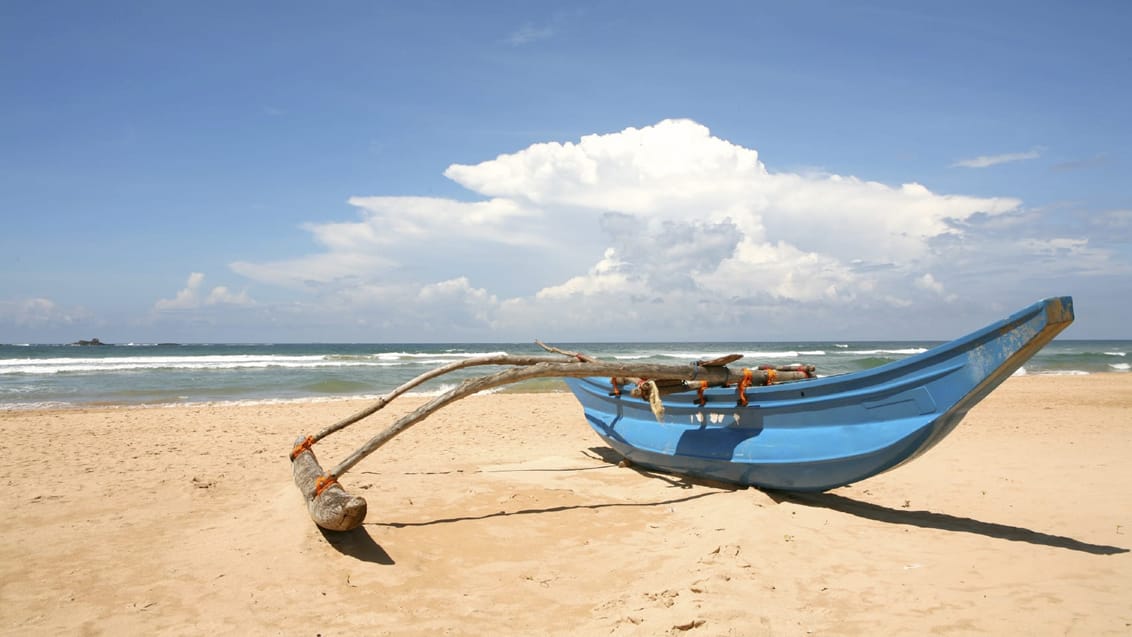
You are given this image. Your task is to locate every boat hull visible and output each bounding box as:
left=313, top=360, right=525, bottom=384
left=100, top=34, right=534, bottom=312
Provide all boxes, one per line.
left=565, top=297, right=1074, bottom=491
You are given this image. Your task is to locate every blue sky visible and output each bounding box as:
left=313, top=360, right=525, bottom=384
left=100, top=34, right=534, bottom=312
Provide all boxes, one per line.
left=2, top=1, right=1130, bottom=343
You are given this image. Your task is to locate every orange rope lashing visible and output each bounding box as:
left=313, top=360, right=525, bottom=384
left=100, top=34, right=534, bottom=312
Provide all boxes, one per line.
left=290, top=435, right=315, bottom=461
left=736, top=368, right=754, bottom=406
left=610, top=377, right=621, bottom=397
left=695, top=380, right=708, bottom=406
left=765, top=368, right=777, bottom=385
left=314, top=474, right=339, bottom=497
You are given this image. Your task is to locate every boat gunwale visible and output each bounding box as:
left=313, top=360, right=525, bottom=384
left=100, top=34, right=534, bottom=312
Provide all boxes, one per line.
left=572, top=296, right=1071, bottom=407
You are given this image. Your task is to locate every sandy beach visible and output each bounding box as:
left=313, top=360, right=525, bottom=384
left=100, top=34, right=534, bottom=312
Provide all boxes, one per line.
left=1, top=374, right=1129, bottom=635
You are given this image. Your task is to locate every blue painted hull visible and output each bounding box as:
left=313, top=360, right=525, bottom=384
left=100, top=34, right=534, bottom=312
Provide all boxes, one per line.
left=565, top=297, right=1074, bottom=491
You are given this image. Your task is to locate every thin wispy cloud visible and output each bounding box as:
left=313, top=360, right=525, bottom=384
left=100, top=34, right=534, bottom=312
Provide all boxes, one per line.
left=1088, top=209, right=1132, bottom=243
left=0, top=297, right=89, bottom=328
left=952, top=149, right=1042, bottom=168
left=506, top=23, right=553, bottom=46
left=1052, top=153, right=1110, bottom=172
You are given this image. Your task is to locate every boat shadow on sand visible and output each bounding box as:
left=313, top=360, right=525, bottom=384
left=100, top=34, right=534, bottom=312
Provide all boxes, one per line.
left=595, top=447, right=1127, bottom=556
left=593, top=448, right=1122, bottom=558
left=766, top=491, right=1128, bottom=556
left=318, top=445, right=1127, bottom=563
left=590, top=446, right=1127, bottom=556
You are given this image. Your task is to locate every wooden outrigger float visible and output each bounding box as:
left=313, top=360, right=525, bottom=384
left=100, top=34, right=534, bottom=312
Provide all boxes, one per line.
left=290, top=296, right=1073, bottom=532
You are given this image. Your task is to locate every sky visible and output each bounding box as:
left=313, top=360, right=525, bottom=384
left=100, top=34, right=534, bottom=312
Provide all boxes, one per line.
left=1, top=1, right=1130, bottom=343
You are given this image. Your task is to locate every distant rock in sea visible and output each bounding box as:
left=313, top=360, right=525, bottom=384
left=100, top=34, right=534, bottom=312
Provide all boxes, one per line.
left=72, top=338, right=108, bottom=346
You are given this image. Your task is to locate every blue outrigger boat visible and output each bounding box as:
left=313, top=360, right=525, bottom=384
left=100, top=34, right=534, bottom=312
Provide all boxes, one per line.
left=292, top=296, right=1074, bottom=531
left=564, top=296, right=1074, bottom=492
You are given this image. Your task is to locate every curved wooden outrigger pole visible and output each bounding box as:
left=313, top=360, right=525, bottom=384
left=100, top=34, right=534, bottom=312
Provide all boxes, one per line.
left=290, top=344, right=814, bottom=531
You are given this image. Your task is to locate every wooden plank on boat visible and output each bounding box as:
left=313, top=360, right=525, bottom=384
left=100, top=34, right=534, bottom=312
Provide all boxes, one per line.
left=699, top=354, right=743, bottom=367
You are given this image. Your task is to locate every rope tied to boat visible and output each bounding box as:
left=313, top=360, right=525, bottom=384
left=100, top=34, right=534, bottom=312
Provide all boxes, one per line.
left=737, top=368, right=754, bottom=406
left=609, top=377, right=621, bottom=397
left=695, top=380, right=708, bottom=406
left=314, top=473, right=339, bottom=497
left=290, top=435, right=315, bottom=461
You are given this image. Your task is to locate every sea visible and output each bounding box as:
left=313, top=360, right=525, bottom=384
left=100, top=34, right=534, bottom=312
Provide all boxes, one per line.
left=1, top=339, right=1128, bottom=410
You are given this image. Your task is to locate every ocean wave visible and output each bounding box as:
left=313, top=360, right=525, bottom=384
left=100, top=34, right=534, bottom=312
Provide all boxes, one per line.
left=1013, top=366, right=1096, bottom=376
left=0, top=384, right=50, bottom=395
left=60, top=386, right=491, bottom=410
left=0, top=381, right=480, bottom=410
left=373, top=351, right=509, bottom=361
left=151, top=394, right=390, bottom=409
left=1109, top=363, right=1131, bottom=371
left=0, top=400, right=74, bottom=410
left=655, top=350, right=821, bottom=360
left=649, top=346, right=928, bottom=358
left=844, top=348, right=929, bottom=356
left=0, top=354, right=407, bottom=375
left=0, top=352, right=517, bottom=375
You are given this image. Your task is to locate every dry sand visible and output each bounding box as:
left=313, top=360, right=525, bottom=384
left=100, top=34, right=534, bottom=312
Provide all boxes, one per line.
left=1, top=374, right=1130, bottom=636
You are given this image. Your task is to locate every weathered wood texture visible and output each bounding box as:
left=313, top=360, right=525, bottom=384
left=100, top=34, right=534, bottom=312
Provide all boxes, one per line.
left=291, top=436, right=367, bottom=532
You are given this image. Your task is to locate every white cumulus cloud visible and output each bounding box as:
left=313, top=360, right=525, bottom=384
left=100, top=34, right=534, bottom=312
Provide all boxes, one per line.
left=155, top=273, right=254, bottom=311
left=227, top=119, right=1116, bottom=339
